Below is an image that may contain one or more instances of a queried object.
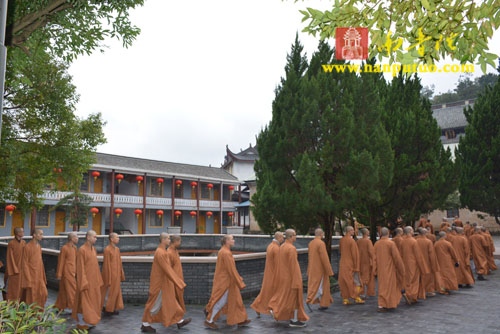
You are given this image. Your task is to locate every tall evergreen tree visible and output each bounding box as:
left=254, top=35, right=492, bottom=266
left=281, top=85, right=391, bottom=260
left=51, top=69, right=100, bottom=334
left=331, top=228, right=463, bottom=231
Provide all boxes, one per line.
left=379, top=74, right=457, bottom=226
left=456, top=67, right=500, bottom=225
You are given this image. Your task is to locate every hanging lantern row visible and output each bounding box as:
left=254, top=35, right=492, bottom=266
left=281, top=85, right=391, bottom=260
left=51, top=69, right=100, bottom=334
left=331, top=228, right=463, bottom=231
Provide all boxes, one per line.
left=53, top=168, right=62, bottom=173
left=207, top=211, right=213, bottom=218
left=228, top=212, right=234, bottom=217
left=5, top=204, right=15, bottom=216
left=157, top=178, right=164, bottom=184
left=134, top=209, right=142, bottom=218
left=156, top=210, right=164, bottom=218
left=191, top=181, right=197, bottom=189
left=229, top=185, right=234, bottom=191
left=174, top=210, right=182, bottom=218
left=136, top=176, right=143, bottom=185
left=115, top=174, right=124, bottom=184
left=91, top=171, right=100, bottom=180
left=114, top=208, right=123, bottom=218
left=175, top=180, right=183, bottom=189
left=207, top=184, right=213, bottom=189
left=190, top=211, right=196, bottom=217
left=90, top=207, right=99, bottom=217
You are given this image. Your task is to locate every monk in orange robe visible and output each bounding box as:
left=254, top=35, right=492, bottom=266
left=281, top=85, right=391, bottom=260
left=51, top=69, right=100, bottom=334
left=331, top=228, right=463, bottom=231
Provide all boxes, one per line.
left=453, top=216, right=463, bottom=227
left=400, top=227, right=429, bottom=304
left=373, top=227, right=405, bottom=312
left=464, top=222, right=473, bottom=240
left=101, top=233, right=125, bottom=316
left=268, top=229, right=309, bottom=328
left=338, top=226, right=364, bottom=305
left=204, top=234, right=250, bottom=329
left=72, top=230, right=104, bottom=330
left=392, top=228, right=403, bottom=254
left=426, top=227, right=436, bottom=244
left=434, top=232, right=459, bottom=293
left=55, top=232, right=78, bottom=312
left=481, top=227, right=498, bottom=272
left=356, top=228, right=375, bottom=298
left=306, top=228, right=334, bottom=311
left=416, top=217, right=426, bottom=230
left=425, top=219, right=434, bottom=234
left=166, top=234, right=187, bottom=315
left=470, top=227, right=489, bottom=281
left=415, top=228, right=440, bottom=297
left=6, top=227, right=25, bottom=301
left=251, top=231, right=283, bottom=316
left=20, top=228, right=48, bottom=308
left=452, top=228, right=474, bottom=288
left=439, top=218, right=450, bottom=232
left=141, top=233, right=190, bottom=333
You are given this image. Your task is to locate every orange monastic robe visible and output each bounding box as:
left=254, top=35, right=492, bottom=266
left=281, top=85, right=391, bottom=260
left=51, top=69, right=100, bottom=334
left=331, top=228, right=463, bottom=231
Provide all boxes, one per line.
left=306, top=238, right=334, bottom=306
left=426, top=233, right=436, bottom=244
left=450, top=235, right=474, bottom=285
left=6, top=238, right=25, bottom=301
left=470, top=233, right=489, bottom=275
left=482, top=231, right=498, bottom=271
left=72, top=243, right=104, bottom=326
left=55, top=242, right=77, bottom=310
left=268, top=242, right=309, bottom=322
left=416, top=235, right=440, bottom=293
left=338, top=235, right=360, bottom=300
left=20, top=241, right=48, bottom=308
left=453, top=218, right=463, bottom=227
left=101, top=244, right=125, bottom=313
left=464, top=225, right=473, bottom=239
left=392, top=235, right=403, bottom=254
left=373, top=238, right=405, bottom=309
left=142, top=246, right=185, bottom=327
left=440, top=222, right=450, bottom=232
left=356, top=237, right=375, bottom=296
left=400, top=235, right=429, bottom=301
left=251, top=240, right=280, bottom=314
left=205, top=246, right=247, bottom=326
left=167, top=246, right=186, bottom=313
left=434, top=238, right=459, bottom=291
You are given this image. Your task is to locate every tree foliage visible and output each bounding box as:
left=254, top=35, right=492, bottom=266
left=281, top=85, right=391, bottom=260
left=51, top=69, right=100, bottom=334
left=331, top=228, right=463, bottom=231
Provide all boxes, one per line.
left=429, top=73, right=498, bottom=104
left=297, top=0, right=500, bottom=72
left=456, top=67, right=500, bottom=225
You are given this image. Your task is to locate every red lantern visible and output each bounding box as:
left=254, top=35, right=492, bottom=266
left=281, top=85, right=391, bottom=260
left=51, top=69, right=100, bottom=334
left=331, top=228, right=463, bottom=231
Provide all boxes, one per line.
left=207, top=183, right=213, bottom=189
left=175, top=180, right=183, bottom=189
left=190, top=211, right=196, bottom=217
left=136, top=176, right=144, bottom=185
left=228, top=212, right=234, bottom=217
left=157, top=178, right=164, bottom=184
left=190, top=181, right=197, bottom=189
left=90, top=207, right=99, bottom=218
left=114, top=208, right=123, bottom=218
left=116, top=174, right=124, bottom=184
left=5, top=204, right=16, bottom=216
left=134, top=209, right=142, bottom=218
left=58, top=168, right=62, bottom=173
left=207, top=211, right=213, bottom=218
left=91, top=171, right=100, bottom=181
left=53, top=168, right=57, bottom=172
left=174, top=210, right=182, bottom=218
left=156, top=210, right=164, bottom=217
left=229, top=185, right=234, bottom=191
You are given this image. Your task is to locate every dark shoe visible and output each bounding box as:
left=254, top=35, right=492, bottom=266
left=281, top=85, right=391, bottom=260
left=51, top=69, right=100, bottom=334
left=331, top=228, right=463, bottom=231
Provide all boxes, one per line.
left=203, top=308, right=208, bottom=317
left=177, top=318, right=191, bottom=329
left=256, top=311, right=261, bottom=318
left=112, top=311, right=119, bottom=315
left=238, top=319, right=251, bottom=327
left=458, top=284, right=463, bottom=288
left=377, top=307, right=388, bottom=313
left=141, top=325, right=156, bottom=333
left=306, top=303, right=313, bottom=312
left=464, top=284, right=473, bottom=288
left=204, top=320, right=218, bottom=329
left=477, top=275, right=487, bottom=281
left=318, top=306, right=328, bottom=311
left=289, top=320, right=306, bottom=328
left=103, top=311, right=114, bottom=316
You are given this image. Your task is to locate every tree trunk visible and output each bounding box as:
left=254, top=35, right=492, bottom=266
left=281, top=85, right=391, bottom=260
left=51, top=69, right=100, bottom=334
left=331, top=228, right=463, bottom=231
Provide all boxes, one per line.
left=323, top=217, right=335, bottom=261
left=495, top=215, right=500, bottom=226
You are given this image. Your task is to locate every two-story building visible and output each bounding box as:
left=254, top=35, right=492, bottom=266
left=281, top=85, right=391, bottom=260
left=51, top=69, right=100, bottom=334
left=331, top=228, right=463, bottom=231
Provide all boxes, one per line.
left=0, top=153, right=240, bottom=236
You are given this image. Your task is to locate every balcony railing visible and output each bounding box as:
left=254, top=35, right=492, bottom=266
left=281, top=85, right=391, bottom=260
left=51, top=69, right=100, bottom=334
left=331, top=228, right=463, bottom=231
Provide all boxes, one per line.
left=199, top=200, right=220, bottom=208
left=146, top=197, right=172, bottom=206
left=174, top=198, right=196, bottom=207
left=114, top=194, right=143, bottom=205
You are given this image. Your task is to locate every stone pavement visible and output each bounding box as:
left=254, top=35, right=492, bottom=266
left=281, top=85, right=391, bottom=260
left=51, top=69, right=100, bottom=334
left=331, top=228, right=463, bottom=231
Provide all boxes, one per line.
left=3, top=259, right=500, bottom=334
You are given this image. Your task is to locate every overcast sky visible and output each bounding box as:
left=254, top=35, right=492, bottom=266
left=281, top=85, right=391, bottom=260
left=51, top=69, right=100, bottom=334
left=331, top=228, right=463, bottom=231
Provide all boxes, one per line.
left=68, top=0, right=500, bottom=168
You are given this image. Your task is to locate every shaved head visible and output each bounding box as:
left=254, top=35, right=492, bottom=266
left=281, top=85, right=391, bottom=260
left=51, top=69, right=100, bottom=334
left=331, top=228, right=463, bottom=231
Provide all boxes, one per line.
left=381, top=227, right=389, bottom=237
left=32, top=228, right=43, bottom=237
left=418, top=227, right=427, bottom=235
left=439, top=231, right=446, bottom=238
left=395, top=228, right=403, bottom=236
left=361, top=228, right=369, bottom=236
left=457, top=227, right=464, bottom=234
left=345, top=226, right=354, bottom=233
left=109, top=232, right=118, bottom=240
left=403, top=226, right=413, bottom=235
left=159, top=232, right=169, bottom=242
left=314, top=228, right=324, bottom=237
left=285, top=229, right=296, bottom=239
left=274, top=231, right=283, bottom=240
left=67, top=232, right=77, bottom=240
left=86, top=230, right=96, bottom=239
left=170, top=234, right=181, bottom=243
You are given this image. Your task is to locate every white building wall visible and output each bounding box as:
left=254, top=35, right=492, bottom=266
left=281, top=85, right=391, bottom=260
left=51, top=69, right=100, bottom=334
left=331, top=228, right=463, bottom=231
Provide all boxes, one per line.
left=231, top=161, right=255, bottom=181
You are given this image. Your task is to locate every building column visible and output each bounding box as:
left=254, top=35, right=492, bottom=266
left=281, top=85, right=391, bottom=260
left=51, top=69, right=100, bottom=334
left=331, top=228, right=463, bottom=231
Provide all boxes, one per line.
left=171, top=176, right=175, bottom=227
left=196, top=178, right=200, bottom=233
left=30, top=207, right=36, bottom=234
left=142, top=172, right=147, bottom=234
left=219, top=182, right=223, bottom=234
left=238, top=184, right=241, bottom=227
left=110, top=169, right=115, bottom=234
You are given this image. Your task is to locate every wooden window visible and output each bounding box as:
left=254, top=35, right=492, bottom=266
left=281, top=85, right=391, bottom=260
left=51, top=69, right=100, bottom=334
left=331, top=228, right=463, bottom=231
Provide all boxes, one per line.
left=0, top=207, right=5, bottom=227
left=173, top=212, right=182, bottom=227
left=80, top=173, right=90, bottom=192
left=446, top=208, right=459, bottom=218
left=148, top=210, right=163, bottom=228
left=201, top=184, right=210, bottom=199
left=149, top=180, right=163, bottom=197
left=174, top=185, right=183, bottom=198
left=35, top=206, right=50, bottom=227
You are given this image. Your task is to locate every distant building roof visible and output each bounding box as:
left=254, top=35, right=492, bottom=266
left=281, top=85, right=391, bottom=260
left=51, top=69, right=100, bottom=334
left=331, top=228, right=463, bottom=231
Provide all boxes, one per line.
left=222, top=144, right=259, bottom=168
left=431, top=99, right=474, bottom=130
left=94, top=152, right=238, bottom=183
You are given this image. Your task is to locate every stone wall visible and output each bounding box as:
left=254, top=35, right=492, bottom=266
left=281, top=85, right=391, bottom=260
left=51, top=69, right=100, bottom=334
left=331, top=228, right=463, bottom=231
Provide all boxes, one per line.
left=0, top=234, right=341, bottom=305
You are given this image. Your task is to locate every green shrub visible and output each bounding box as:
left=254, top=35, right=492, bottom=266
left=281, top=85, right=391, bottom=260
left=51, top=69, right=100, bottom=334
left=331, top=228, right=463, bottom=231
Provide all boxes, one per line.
left=0, top=300, right=83, bottom=334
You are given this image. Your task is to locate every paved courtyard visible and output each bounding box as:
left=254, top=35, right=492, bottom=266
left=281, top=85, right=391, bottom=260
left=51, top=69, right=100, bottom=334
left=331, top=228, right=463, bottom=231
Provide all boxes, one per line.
left=3, top=258, right=500, bottom=334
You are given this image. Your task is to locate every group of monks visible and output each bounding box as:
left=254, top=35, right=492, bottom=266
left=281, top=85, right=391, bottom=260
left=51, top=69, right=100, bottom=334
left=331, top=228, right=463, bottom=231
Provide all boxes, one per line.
left=2, top=220, right=497, bottom=331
